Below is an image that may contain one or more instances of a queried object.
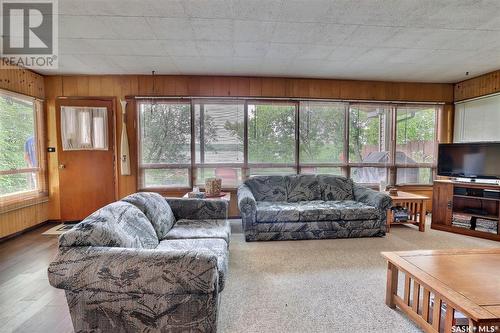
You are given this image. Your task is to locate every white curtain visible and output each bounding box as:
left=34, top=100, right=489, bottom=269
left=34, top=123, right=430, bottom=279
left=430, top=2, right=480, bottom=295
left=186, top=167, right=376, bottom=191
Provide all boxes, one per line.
left=61, top=106, right=108, bottom=150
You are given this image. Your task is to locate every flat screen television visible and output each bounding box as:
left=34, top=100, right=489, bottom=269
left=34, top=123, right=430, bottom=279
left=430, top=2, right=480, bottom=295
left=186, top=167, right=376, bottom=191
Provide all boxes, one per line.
left=437, top=142, right=500, bottom=179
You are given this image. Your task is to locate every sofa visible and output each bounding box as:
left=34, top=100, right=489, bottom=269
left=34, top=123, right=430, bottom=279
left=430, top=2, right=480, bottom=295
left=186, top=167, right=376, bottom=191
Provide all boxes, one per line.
left=237, top=175, right=392, bottom=242
left=48, top=192, right=230, bottom=333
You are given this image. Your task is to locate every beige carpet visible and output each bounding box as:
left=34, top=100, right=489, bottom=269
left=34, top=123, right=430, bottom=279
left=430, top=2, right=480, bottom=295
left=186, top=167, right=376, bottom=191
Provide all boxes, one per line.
left=218, top=219, right=498, bottom=332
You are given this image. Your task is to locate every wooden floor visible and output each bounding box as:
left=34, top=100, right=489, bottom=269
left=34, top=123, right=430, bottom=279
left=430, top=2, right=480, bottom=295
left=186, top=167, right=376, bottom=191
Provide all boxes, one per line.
left=0, top=223, right=73, bottom=333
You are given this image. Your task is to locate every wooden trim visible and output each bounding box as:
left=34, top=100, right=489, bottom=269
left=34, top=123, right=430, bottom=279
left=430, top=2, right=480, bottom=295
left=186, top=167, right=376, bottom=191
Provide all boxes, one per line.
left=431, top=223, right=500, bottom=242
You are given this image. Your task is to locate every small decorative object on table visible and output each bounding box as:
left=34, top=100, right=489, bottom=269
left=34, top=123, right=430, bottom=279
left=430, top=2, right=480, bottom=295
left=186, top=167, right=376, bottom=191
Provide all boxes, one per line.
left=187, top=186, right=206, bottom=198
left=205, top=177, right=222, bottom=197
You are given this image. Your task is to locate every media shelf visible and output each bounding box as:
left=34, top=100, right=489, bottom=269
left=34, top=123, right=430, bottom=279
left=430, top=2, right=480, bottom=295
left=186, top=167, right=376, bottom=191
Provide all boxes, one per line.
left=432, top=180, right=500, bottom=241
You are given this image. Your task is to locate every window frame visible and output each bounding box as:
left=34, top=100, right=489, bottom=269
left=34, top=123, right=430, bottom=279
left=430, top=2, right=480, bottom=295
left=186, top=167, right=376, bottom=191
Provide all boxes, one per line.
left=0, top=89, right=48, bottom=211
left=136, top=98, right=441, bottom=190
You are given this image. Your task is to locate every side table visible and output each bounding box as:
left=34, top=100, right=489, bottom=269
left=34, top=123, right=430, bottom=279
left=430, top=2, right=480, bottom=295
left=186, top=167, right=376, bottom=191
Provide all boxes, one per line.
left=386, top=191, right=428, bottom=232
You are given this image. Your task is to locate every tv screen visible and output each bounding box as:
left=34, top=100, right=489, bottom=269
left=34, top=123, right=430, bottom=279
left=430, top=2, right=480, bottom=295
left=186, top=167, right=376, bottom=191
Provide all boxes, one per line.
left=437, top=142, right=500, bottom=179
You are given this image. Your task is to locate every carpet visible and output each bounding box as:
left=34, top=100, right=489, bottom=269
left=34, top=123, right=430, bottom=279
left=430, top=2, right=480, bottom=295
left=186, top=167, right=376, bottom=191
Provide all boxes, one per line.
left=219, top=218, right=498, bottom=333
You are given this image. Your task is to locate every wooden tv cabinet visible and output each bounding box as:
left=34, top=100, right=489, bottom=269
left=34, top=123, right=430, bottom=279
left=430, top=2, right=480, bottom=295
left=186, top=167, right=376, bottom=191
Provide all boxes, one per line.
left=432, top=180, right=500, bottom=241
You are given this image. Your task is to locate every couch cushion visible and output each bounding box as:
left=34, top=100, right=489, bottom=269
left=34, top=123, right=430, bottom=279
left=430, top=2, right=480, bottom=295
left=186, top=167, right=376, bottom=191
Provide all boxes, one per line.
left=59, top=202, right=159, bottom=249
left=256, top=219, right=379, bottom=233
left=286, top=175, right=322, bottom=202
left=163, top=219, right=231, bottom=244
left=157, top=238, right=228, bottom=291
left=318, top=175, right=354, bottom=201
left=121, top=192, right=175, bottom=239
left=255, top=201, right=300, bottom=223
left=329, top=200, right=380, bottom=220
left=297, top=201, right=341, bottom=221
left=244, top=176, right=287, bottom=202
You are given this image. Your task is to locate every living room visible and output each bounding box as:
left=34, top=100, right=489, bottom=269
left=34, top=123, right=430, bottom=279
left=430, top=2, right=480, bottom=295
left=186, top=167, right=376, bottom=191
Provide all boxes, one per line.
left=1, top=1, right=500, bottom=332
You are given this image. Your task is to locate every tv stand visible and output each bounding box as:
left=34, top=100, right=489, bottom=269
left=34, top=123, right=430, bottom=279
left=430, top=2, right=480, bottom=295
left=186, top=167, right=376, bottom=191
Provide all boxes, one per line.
left=432, top=180, right=500, bottom=241
left=453, top=177, right=500, bottom=185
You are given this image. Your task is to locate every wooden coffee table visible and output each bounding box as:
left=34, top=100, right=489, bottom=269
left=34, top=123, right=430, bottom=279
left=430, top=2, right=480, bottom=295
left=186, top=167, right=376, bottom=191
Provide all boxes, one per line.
left=382, top=249, right=500, bottom=333
left=386, top=191, right=428, bottom=232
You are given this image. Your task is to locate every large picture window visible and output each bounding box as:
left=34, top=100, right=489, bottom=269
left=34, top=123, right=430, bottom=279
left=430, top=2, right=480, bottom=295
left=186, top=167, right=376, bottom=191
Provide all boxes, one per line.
left=395, top=105, right=437, bottom=184
left=349, top=104, right=391, bottom=184
left=0, top=90, right=46, bottom=206
left=138, top=101, right=191, bottom=188
left=137, top=99, right=440, bottom=189
left=248, top=102, right=296, bottom=176
left=195, top=101, right=244, bottom=187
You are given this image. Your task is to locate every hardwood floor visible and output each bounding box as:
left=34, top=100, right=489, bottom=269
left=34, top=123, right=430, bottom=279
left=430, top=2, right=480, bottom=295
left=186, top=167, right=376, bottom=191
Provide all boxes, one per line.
left=0, top=223, right=73, bottom=333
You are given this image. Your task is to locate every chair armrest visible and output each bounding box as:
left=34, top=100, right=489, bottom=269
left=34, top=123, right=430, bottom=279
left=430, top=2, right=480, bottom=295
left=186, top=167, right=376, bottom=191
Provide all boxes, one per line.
left=166, top=198, right=228, bottom=220
left=48, top=246, right=219, bottom=295
left=237, top=185, right=256, bottom=216
left=353, top=184, right=392, bottom=211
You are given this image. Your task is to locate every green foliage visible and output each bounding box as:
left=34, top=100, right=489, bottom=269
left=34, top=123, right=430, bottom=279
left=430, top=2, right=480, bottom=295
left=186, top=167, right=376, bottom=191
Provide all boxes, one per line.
left=396, top=108, right=435, bottom=143
left=0, top=96, right=35, bottom=195
left=141, top=103, right=191, bottom=164
left=349, top=108, right=384, bottom=162
left=140, top=103, right=217, bottom=165
left=226, top=104, right=296, bottom=163
left=300, top=105, right=344, bottom=163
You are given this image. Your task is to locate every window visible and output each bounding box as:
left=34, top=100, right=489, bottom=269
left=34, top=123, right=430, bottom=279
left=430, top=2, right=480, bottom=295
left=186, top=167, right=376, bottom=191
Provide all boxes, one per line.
left=136, top=98, right=440, bottom=189
left=195, top=101, right=244, bottom=187
left=299, top=101, right=345, bottom=164
left=61, top=106, right=108, bottom=150
left=248, top=102, right=296, bottom=175
left=349, top=104, right=391, bottom=184
left=0, top=90, right=46, bottom=205
left=138, top=101, right=191, bottom=188
left=395, top=106, right=437, bottom=184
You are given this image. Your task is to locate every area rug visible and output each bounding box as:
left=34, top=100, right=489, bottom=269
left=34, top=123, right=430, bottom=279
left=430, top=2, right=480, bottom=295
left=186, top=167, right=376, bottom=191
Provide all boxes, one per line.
left=219, top=218, right=498, bottom=333
left=42, top=223, right=76, bottom=236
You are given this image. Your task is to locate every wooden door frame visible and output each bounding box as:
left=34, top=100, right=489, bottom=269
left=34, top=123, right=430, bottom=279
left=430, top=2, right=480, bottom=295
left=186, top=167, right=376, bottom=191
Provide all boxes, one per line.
left=55, top=96, right=119, bottom=202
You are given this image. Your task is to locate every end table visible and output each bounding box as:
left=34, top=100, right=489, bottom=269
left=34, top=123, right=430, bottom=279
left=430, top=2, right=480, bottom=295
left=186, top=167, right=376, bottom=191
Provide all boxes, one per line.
left=385, top=191, right=428, bottom=232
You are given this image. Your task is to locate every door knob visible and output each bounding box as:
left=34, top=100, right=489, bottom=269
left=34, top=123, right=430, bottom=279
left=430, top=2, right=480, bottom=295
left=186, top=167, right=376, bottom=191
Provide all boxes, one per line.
left=59, top=164, right=66, bottom=169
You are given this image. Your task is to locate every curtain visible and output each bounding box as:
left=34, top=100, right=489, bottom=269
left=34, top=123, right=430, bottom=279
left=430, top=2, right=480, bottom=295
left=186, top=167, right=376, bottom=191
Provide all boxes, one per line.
left=61, top=107, right=108, bottom=150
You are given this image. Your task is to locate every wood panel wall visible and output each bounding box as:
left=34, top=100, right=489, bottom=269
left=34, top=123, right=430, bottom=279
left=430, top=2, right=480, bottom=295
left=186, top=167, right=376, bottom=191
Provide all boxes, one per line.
left=0, top=66, right=47, bottom=239
left=0, top=64, right=45, bottom=99
left=44, top=75, right=454, bottom=218
left=454, top=70, right=500, bottom=102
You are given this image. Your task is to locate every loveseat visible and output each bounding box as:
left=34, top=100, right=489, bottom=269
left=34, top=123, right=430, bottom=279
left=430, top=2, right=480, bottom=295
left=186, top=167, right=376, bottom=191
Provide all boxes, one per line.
left=48, top=192, right=230, bottom=333
left=238, top=175, right=392, bottom=242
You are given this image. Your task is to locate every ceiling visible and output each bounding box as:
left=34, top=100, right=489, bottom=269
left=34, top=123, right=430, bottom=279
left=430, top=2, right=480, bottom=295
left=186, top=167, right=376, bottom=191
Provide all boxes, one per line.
left=34, top=0, right=500, bottom=82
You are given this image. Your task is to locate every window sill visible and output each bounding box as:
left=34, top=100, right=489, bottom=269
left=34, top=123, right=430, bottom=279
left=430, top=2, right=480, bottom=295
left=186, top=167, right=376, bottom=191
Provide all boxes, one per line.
left=0, top=192, right=49, bottom=214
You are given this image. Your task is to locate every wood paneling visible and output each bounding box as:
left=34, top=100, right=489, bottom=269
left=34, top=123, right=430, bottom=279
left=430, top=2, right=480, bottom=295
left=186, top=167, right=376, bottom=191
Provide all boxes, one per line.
left=0, top=65, right=47, bottom=239
left=0, top=64, right=44, bottom=99
left=454, top=70, right=500, bottom=102
left=44, top=75, right=453, bottom=219
left=0, top=202, right=49, bottom=239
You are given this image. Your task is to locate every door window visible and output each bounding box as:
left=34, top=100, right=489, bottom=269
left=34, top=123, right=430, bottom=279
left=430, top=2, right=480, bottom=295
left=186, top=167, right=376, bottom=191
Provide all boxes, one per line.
left=61, top=106, right=108, bottom=150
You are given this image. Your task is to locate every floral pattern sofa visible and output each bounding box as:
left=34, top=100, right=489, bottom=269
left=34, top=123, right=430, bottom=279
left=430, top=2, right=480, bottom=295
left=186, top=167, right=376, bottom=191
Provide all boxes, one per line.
left=237, top=175, right=392, bottom=242
left=48, top=192, right=230, bottom=333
